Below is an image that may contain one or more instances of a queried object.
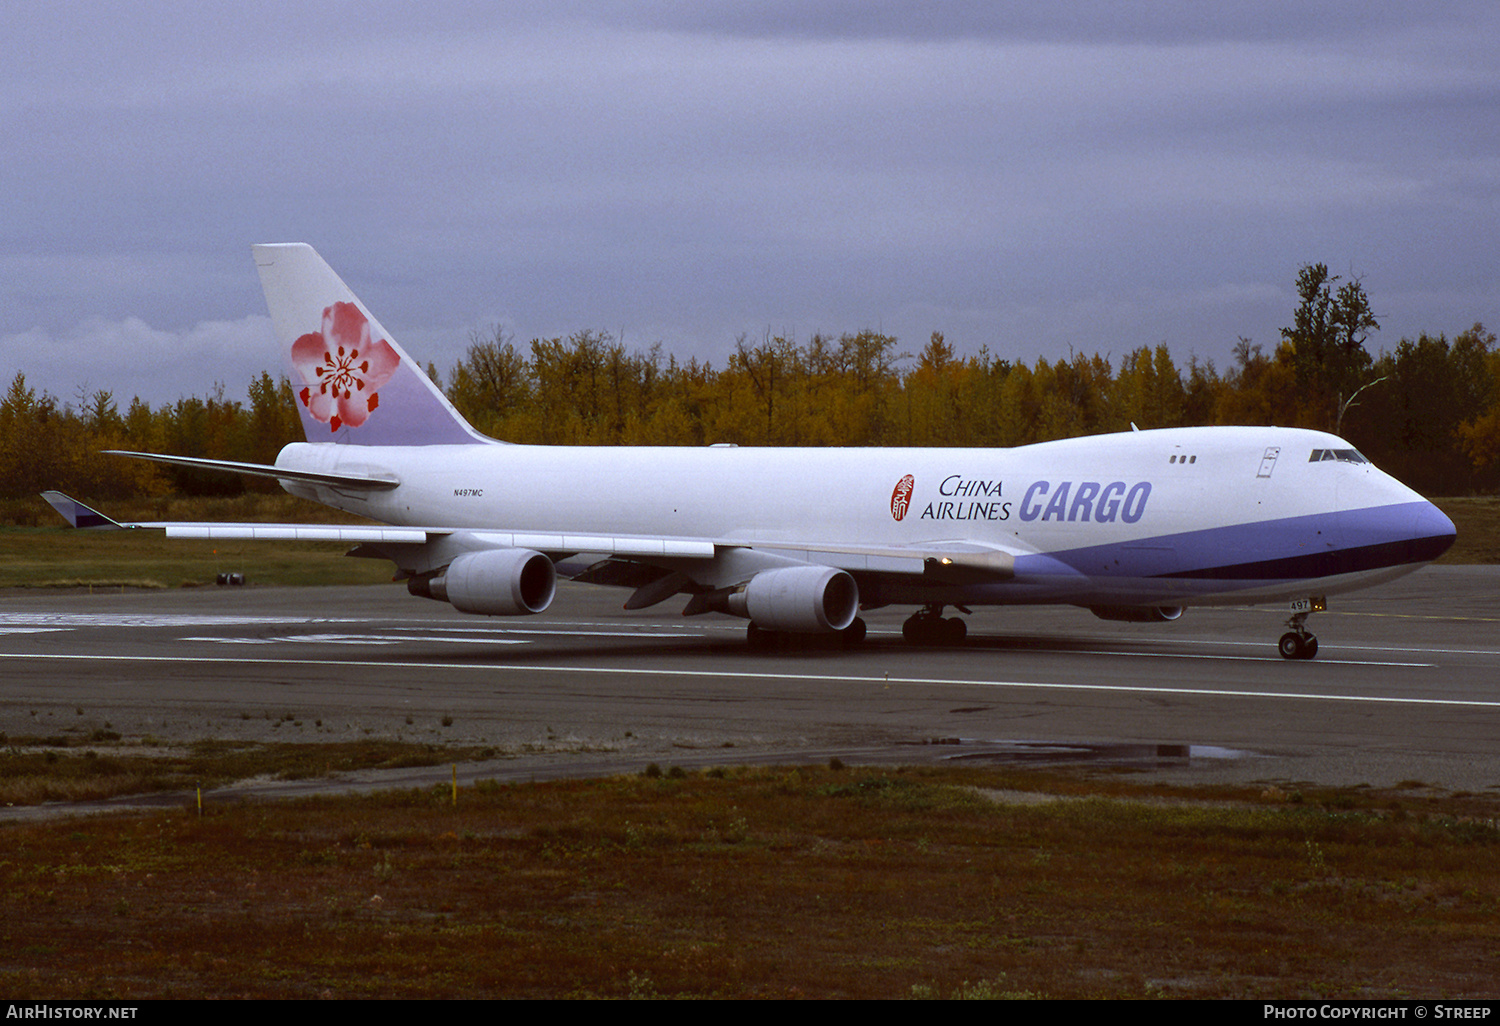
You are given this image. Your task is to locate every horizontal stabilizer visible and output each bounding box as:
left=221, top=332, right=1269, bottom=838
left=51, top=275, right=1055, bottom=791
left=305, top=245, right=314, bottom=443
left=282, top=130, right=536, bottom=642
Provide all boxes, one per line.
left=103, top=451, right=401, bottom=490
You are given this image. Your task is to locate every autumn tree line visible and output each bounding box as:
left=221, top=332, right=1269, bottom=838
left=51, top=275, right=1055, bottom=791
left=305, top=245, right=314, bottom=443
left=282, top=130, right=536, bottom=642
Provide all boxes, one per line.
left=4, top=264, right=1499, bottom=511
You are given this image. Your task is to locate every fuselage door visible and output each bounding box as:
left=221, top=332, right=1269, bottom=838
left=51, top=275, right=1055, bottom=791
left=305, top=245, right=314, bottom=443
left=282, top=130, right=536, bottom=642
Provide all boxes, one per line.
left=1256, top=446, right=1281, bottom=479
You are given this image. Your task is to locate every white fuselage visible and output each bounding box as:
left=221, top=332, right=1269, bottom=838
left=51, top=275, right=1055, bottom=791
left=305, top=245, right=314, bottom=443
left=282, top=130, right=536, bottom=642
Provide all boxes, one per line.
left=275, top=424, right=1453, bottom=610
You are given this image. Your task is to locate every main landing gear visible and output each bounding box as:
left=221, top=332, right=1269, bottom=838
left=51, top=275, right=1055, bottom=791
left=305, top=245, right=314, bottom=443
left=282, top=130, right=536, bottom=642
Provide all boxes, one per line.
left=1277, top=598, right=1326, bottom=660
left=902, top=604, right=968, bottom=646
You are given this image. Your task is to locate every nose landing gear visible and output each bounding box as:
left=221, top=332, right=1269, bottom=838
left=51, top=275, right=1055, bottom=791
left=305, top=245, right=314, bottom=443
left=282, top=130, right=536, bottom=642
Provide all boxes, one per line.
left=1278, top=597, right=1326, bottom=660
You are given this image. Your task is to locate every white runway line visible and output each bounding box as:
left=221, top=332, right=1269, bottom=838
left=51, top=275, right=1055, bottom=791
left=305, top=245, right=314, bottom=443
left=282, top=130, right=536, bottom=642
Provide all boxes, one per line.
left=2, top=651, right=1495, bottom=709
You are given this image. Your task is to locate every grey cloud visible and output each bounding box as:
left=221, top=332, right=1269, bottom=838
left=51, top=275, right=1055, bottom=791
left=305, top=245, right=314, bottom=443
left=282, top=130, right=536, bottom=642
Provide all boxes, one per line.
left=1, top=3, right=1497, bottom=405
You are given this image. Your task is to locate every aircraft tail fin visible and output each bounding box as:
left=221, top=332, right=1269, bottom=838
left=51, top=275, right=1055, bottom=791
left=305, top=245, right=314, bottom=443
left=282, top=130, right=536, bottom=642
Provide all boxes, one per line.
left=252, top=243, right=488, bottom=446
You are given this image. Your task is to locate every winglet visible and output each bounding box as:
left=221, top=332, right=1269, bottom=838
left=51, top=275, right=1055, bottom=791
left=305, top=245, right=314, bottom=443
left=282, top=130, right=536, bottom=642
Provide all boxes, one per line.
left=41, top=492, right=124, bottom=530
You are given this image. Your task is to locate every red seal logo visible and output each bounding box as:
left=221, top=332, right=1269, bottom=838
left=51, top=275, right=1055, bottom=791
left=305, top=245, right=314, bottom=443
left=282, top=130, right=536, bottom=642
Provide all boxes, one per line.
left=890, top=474, right=915, bottom=521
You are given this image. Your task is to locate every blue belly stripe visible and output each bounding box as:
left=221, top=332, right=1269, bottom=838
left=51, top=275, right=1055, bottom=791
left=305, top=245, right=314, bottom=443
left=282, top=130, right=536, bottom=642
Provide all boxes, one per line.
left=1013, top=501, right=1454, bottom=582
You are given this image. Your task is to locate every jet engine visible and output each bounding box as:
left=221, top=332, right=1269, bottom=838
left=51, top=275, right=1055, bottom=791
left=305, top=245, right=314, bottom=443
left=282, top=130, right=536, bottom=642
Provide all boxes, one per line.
left=426, top=549, right=557, bottom=616
left=725, top=566, right=859, bottom=633
left=1088, top=605, right=1184, bottom=623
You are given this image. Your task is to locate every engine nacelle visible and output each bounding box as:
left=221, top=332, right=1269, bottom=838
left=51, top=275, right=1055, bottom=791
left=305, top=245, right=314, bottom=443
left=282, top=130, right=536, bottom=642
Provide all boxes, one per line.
left=428, top=549, right=556, bottom=616
left=726, top=566, right=859, bottom=633
left=1088, top=604, right=1184, bottom=623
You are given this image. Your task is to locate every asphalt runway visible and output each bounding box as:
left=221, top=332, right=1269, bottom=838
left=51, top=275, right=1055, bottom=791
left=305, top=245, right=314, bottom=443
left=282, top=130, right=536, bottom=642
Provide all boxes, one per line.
left=1, top=565, right=1498, bottom=798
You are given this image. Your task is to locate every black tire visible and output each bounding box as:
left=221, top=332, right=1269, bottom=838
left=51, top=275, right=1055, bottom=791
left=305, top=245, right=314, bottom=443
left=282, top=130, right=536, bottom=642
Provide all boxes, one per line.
left=840, top=617, right=867, bottom=647
left=1278, top=632, right=1304, bottom=660
left=747, top=622, right=775, bottom=651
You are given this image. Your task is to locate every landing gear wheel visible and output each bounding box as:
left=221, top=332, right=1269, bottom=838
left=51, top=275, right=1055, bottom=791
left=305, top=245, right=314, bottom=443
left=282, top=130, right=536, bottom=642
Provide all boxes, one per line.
left=1278, top=631, right=1319, bottom=660
left=746, top=622, right=776, bottom=651
left=901, top=606, right=968, bottom=646
left=839, top=616, right=867, bottom=647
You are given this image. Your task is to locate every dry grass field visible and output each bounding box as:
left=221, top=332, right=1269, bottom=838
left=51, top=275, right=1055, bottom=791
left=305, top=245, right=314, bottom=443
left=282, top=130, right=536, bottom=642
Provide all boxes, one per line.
left=0, top=753, right=1497, bottom=999
left=1438, top=496, right=1500, bottom=564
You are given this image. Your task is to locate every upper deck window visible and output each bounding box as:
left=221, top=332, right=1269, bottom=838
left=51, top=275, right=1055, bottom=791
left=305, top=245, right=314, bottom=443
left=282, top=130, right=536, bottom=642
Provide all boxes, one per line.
left=1308, top=448, right=1369, bottom=464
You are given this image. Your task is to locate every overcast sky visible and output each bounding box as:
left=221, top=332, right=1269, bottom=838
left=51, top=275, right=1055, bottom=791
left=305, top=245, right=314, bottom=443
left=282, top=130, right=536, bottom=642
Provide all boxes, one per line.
left=3, top=2, right=1497, bottom=408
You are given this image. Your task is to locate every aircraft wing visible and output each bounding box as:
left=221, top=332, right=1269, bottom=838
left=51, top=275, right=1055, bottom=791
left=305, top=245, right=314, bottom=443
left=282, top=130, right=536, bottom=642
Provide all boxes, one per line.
left=42, top=492, right=431, bottom=543
left=41, top=492, right=715, bottom=555
left=42, top=491, right=1014, bottom=576
left=747, top=540, right=1016, bottom=581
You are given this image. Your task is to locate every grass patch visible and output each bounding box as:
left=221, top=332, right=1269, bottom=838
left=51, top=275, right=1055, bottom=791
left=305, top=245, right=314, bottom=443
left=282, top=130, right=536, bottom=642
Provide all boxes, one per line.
left=1433, top=496, right=1500, bottom=564
left=0, top=763, right=1497, bottom=998
left=0, top=738, right=495, bottom=806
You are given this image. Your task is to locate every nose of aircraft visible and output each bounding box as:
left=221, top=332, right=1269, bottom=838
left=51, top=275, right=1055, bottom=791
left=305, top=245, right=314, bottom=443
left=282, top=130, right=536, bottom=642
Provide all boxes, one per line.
left=1332, top=468, right=1455, bottom=572
left=1409, top=499, right=1457, bottom=563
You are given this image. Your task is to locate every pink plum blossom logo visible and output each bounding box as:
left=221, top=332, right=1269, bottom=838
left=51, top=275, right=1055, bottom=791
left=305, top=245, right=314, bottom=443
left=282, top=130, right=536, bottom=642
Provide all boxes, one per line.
left=891, top=474, right=914, bottom=521
left=290, top=302, right=401, bottom=432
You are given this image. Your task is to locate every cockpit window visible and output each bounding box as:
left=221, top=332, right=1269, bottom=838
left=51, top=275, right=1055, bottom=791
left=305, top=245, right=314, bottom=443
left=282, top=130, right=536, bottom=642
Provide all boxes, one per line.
left=1308, top=448, right=1369, bottom=464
